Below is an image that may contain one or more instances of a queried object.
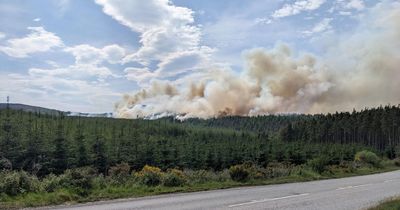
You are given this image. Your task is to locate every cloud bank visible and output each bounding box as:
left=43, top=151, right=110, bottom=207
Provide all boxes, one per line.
left=0, top=27, right=63, bottom=58
left=95, top=0, right=214, bottom=85
left=272, top=0, right=326, bottom=19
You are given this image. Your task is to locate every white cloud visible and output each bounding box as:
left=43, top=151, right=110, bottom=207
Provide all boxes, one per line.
left=103, top=44, right=126, bottom=64
left=124, top=48, right=213, bottom=84
left=123, top=25, right=202, bottom=65
left=0, top=32, right=5, bottom=40
left=95, top=0, right=194, bottom=32
left=0, top=27, right=63, bottom=58
left=28, top=64, right=114, bottom=80
left=254, top=17, right=272, bottom=25
left=330, top=0, right=365, bottom=14
left=156, top=48, right=213, bottom=77
left=340, top=0, right=365, bottom=11
left=302, top=18, right=332, bottom=36
left=95, top=0, right=213, bottom=81
left=272, top=0, right=326, bottom=19
left=65, top=44, right=104, bottom=65
left=45, top=60, right=60, bottom=68
left=339, top=11, right=352, bottom=16
left=30, top=44, right=126, bottom=80
left=65, top=44, right=126, bottom=65
left=31, top=44, right=128, bottom=80
left=124, top=67, right=157, bottom=83
left=33, top=18, right=41, bottom=22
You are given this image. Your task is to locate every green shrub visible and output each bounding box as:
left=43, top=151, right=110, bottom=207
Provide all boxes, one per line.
left=242, top=162, right=260, bottom=178
left=0, top=158, right=12, bottom=171
left=135, top=165, right=163, bottom=186
left=0, top=171, right=20, bottom=196
left=92, top=174, right=107, bottom=189
left=0, top=171, right=41, bottom=196
left=162, top=169, right=187, bottom=187
left=184, top=169, right=217, bottom=183
left=395, top=145, right=400, bottom=158
left=229, top=164, right=250, bottom=182
left=42, top=168, right=99, bottom=193
left=325, top=161, right=355, bottom=174
left=265, top=162, right=294, bottom=178
left=355, top=150, right=381, bottom=167
left=394, top=158, right=400, bottom=167
left=292, top=166, right=320, bottom=179
left=42, top=173, right=65, bottom=192
left=61, top=167, right=97, bottom=195
left=109, top=162, right=131, bottom=183
left=308, top=157, right=329, bottom=174
left=19, top=171, right=42, bottom=193
left=216, top=169, right=231, bottom=182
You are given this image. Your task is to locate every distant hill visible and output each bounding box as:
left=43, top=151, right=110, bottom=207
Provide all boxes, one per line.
left=0, top=103, right=61, bottom=115
left=0, top=103, right=113, bottom=118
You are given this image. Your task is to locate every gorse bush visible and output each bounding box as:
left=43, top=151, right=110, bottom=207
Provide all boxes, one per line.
left=229, top=164, right=250, bottom=182
left=228, top=162, right=297, bottom=181
left=109, top=162, right=131, bottom=183
left=135, top=165, right=163, bottom=186
left=324, top=161, right=355, bottom=174
left=355, top=150, right=381, bottom=167
left=162, top=169, right=187, bottom=187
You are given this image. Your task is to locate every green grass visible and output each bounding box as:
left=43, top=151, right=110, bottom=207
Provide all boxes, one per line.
left=1, top=166, right=399, bottom=209
left=368, top=197, right=400, bottom=210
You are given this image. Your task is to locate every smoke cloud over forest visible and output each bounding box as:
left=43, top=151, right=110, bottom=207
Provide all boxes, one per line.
left=115, top=2, right=400, bottom=119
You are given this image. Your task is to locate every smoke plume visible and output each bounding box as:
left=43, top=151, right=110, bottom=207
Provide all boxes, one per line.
left=115, top=1, right=400, bottom=119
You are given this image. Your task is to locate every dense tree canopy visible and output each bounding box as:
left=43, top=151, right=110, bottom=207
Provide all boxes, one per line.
left=0, top=105, right=399, bottom=176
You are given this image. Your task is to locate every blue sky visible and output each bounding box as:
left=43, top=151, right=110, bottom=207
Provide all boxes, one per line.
left=0, top=0, right=387, bottom=113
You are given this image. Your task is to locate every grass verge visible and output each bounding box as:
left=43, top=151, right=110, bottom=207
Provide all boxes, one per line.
left=368, top=197, right=400, bottom=210
left=1, top=165, right=398, bottom=209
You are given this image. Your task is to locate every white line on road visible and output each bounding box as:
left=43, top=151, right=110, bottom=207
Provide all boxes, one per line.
left=335, top=184, right=372, bottom=190
left=228, top=193, right=310, bottom=208
left=384, top=180, right=394, bottom=183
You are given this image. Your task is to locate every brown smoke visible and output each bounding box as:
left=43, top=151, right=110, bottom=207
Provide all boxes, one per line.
left=115, top=1, right=400, bottom=119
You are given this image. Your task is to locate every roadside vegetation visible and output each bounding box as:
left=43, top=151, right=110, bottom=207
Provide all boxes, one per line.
left=1, top=106, right=400, bottom=208
left=368, top=197, right=400, bottom=210
left=0, top=151, right=398, bottom=209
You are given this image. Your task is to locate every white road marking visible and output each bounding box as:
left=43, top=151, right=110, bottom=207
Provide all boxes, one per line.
left=336, top=184, right=372, bottom=190
left=228, top=193, right=309, bottom=208
left=384, top=180, right=394, bottom=183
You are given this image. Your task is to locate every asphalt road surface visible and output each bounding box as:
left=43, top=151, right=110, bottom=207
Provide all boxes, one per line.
left=38, top=170, right=400, bottom=210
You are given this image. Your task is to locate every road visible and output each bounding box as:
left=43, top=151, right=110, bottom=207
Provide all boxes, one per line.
left=39, top=170, right=400, bottom=210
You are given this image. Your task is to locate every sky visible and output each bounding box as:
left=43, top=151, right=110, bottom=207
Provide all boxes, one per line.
left=0, top=0, right=396, bottom=115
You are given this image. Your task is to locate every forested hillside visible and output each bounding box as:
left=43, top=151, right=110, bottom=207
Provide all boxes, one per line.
left=1, top=105, right=399, bottom=176
left=279, top=105, right=400, bottom=157
left=0, top=103, right=61, bottom=116
left=184, top=114, right=310, bottom=133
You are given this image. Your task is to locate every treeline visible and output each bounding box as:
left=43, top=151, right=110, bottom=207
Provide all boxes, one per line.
left=0, top=108, right=371, bottom=177
left=280, top=105, right=400, bottom=156
left=184, top=114, right=309, bottom=133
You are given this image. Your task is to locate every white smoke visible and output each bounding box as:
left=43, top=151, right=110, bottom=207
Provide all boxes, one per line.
left=115, top=1, right=400, bottom=119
